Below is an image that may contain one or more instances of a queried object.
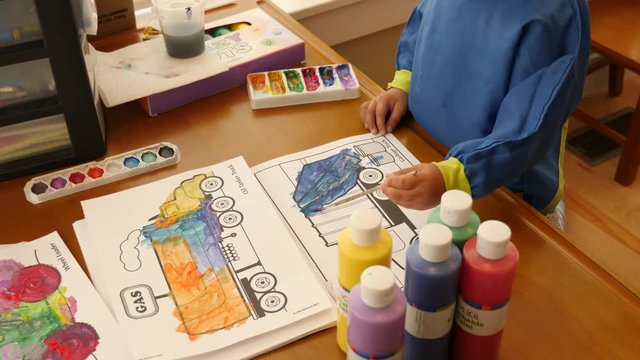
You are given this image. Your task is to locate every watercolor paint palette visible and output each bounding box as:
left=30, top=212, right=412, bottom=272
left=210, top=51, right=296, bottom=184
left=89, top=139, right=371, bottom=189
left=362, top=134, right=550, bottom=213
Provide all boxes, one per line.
left=246, top=63, right=360, bottom=109
left=24, top=142, right=180, bottom=204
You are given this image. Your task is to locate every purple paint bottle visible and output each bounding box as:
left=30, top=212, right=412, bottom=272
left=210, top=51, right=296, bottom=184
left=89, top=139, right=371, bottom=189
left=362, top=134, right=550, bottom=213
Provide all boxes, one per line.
left=347, top=265, right=405, bottom=360
left=404, top=223, right=461, bottom=360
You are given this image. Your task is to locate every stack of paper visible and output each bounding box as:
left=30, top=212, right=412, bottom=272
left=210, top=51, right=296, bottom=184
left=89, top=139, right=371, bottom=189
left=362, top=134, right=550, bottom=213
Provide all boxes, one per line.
left=93, top=38, right=228, bottom=108
left=76, top=157, right=335, bottom=359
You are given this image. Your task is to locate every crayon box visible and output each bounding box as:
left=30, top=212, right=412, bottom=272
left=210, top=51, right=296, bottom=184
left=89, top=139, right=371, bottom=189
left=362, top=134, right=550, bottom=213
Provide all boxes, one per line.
left=139, top=7, right=305, bottom=116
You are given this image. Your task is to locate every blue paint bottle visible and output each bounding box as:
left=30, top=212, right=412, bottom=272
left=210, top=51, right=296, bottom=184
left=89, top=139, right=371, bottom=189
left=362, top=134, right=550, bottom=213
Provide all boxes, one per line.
left=427, top=190, right=480, bottom=250
left=404, top=223, right=462, bottom=360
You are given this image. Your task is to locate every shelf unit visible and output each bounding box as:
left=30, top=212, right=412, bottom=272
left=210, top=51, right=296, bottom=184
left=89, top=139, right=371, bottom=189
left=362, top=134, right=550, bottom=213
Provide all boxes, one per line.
left=0, top=0, right=105, bottom=182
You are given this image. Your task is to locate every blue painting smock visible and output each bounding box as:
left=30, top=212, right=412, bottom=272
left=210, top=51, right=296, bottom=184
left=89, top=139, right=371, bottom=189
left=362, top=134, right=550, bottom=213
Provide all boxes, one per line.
left=389, top=0, right=590, bottom=213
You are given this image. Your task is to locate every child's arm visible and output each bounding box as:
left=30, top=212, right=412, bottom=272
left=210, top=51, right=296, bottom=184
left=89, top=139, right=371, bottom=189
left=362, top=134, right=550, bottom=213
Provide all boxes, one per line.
left=395, top=0, right=427, bottom=82
left=441, top=1, right=590, bottom=212
left=359, top=1, right=428, bottom=134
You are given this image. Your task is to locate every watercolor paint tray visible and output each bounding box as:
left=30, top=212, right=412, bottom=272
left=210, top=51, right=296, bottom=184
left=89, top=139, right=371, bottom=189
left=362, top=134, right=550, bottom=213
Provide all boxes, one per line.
left=24, top=142, right=181, bottom=204
left=246, top=63, right=360, bottom=109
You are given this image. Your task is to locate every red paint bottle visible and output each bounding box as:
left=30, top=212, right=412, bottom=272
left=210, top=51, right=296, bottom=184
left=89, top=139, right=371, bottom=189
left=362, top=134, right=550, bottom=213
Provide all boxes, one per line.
left=452, top=220, right=519, bottom=360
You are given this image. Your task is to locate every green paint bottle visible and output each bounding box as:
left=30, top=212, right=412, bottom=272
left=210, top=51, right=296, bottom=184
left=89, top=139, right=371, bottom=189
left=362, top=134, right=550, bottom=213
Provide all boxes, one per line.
left=427, top=190, right=480, bottom=250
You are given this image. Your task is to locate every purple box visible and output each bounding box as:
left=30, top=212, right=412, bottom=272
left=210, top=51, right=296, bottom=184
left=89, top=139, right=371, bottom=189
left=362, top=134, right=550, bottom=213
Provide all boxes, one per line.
left=139, top=8, right=305, bottom=116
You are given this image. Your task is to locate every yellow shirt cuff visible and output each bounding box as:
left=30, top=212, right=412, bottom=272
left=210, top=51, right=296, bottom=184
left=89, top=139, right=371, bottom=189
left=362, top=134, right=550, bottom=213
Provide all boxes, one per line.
left=387, top=69, right=411, bottom=93
left=434, top=157, right=472, bottom=195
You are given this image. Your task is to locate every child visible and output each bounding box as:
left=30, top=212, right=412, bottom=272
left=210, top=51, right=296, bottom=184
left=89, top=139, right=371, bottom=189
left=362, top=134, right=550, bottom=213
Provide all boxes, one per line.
left=361, top=0, right=590, bottom=229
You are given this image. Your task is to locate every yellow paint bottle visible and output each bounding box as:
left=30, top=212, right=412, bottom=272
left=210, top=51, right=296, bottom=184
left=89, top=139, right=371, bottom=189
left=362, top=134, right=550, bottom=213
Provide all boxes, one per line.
left=337, top=208, right=392, bottom=352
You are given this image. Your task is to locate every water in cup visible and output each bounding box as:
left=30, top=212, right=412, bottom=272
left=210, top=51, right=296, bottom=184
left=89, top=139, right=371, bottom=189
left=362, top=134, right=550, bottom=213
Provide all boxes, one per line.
left=163, top=30, right=204, bottom=58
left=153, top=0, right=205, bottom=58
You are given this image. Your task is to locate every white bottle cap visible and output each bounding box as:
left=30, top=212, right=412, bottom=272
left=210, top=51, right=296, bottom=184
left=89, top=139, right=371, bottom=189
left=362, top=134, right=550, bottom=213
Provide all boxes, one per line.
left=418, top=223, right=452, bottom=263
left=476, top=220, right=511, bottom=260
left=360, top=265, right=395, bottom=308
left=350, top=208, right=382, bottom=246
left=440, top=190, right=473, bottom=227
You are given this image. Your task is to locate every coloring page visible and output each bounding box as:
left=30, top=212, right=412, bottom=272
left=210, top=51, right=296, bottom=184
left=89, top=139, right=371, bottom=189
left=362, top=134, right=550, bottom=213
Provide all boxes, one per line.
left=0, top=232, right=131, bottom=360
left=80, top=157, right=332, bottom=360
left=252, top=133, right=433, bottom=298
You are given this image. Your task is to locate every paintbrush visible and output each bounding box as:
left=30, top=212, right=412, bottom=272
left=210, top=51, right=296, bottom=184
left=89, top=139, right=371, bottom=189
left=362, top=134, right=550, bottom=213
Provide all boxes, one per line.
left=322, top=184, right=382, bottom=210
left=322, top=169, right=419, bottom=210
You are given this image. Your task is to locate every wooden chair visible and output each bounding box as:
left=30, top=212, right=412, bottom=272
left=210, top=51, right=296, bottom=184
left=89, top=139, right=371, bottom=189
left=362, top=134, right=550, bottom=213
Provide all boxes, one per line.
left=571, top=0, right=640, bottom=185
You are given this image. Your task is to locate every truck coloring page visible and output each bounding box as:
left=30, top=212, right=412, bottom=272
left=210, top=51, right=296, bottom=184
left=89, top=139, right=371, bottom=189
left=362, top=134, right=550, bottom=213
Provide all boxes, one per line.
left=252, top=133, right=432, bottom=298
left=81, top=157, right=332, bottom=360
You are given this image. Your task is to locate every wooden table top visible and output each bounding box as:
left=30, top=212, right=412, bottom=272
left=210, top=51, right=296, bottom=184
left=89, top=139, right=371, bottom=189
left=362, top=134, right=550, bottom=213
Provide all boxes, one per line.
left=1, top=1, right=639, bottom=359
left=589, top=0, right=640, bottom=73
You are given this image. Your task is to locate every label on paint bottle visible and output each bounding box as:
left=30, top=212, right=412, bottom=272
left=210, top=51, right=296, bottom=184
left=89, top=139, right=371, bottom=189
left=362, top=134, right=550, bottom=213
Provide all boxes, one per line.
left=337, top=285, right=349, bottom=318
left=347, top=344, right=403, bottom=360
left=455, top=295, right=509, bottom=336
left=405, top=302, right=455, bottom=339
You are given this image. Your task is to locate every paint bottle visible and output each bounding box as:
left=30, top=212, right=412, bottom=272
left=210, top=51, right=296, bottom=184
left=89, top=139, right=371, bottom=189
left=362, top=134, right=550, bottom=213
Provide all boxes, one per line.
left=404, top=223, right=461, bottom=360
left=347, top=265, right=405, bottom=359
left=337, top=208, right=392, bottom=353
left=452, top=220, right=519, bottom=360
left=427, top=189, right=480, bottom=250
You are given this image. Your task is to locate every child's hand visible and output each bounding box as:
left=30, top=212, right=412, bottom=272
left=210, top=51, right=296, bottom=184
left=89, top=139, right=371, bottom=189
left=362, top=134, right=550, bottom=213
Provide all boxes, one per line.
left=360, top=88, right=408, bottom=135
left=381, top=163, right=446, bottom=210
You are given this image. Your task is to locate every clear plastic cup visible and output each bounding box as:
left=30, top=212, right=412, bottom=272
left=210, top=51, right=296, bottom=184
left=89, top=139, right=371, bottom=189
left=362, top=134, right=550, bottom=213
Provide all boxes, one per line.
left=152, top=0, right=205, bottom=58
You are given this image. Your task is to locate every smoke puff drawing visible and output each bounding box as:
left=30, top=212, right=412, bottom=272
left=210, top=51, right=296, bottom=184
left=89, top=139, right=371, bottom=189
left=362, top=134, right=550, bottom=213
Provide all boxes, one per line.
left=120, top=229, right=143, bottom=272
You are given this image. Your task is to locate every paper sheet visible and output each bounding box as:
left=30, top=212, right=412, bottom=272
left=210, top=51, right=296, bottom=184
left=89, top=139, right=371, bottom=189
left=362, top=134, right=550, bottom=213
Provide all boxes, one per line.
left=252, top=133, right=433, bottom=298
left=0, top=232, right=133, bottom=359
left=79, top=157, right=333, bottom=360
left=94, top=38, right=228, bottom=107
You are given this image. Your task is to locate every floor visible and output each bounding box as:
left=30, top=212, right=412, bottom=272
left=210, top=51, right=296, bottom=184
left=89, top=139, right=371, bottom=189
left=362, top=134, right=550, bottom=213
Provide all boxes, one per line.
left=564, top=72, right=640, bottom=298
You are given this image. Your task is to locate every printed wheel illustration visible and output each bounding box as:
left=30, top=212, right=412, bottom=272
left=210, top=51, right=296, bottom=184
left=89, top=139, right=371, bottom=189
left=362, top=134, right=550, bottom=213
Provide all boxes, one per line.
left=249, top=272, right=277, bottom=293
left=200, top=176, right=224, bottom=193
left=259, top=291, right=287, bottom=313
left=44, top=322, right=99, bottom=360
left=210, top=196, right=235, bottom=212
left=372, top=188, right=389, bottom=201
left=218, top=210, right=243, bottom=228
left=11, top=264, right=61, bottom=302
left=358, top=168, right=383, bottom=185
